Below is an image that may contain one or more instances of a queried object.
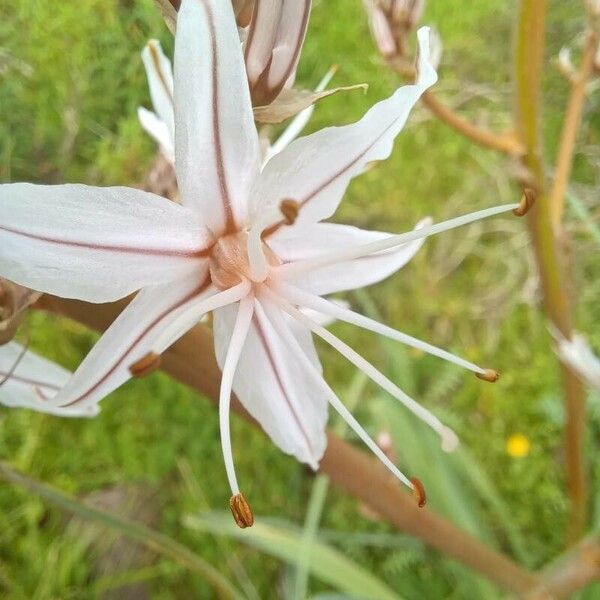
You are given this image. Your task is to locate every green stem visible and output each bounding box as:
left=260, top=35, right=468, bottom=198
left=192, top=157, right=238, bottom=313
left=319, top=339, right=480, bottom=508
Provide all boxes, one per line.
left=0, top=462, right=244, bottom=600
left=513, top=0, right=588, bottom=541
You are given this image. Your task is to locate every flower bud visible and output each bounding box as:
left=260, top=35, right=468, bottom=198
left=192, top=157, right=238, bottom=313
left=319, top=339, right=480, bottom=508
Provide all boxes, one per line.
left=243, top=0, right=312, bottom=106
left=365, top=0, right=426, bottom=58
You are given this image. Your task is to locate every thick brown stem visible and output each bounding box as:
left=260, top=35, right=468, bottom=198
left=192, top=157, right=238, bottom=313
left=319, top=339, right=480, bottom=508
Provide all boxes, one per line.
left=36, top=295, right=540, bottom=596
left=514, top=0, right=588, bottom=541
left=550, top=29, right=599, bottom=229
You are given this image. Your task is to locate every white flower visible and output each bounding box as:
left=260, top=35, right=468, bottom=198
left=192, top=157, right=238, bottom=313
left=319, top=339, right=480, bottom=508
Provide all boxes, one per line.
left=0, top=0, right=521, bottom=516
left=555, top=333, right=600, bottom=391
left=138, top=39, right=335, bottom=167
left=0, top=342, right=95, bottom=417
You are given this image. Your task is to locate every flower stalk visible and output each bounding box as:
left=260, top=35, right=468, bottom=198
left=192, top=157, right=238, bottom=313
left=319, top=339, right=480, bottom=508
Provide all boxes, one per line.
left=549, top=28, right=599, bottom=229
left=514, top=0, right=588, bottom=541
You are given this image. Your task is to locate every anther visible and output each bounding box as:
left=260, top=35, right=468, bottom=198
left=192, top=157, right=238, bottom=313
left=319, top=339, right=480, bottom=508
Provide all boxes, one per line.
left=229, top=493, right=254, bottom=529
left=513, top=189, right=536, bottom=217
left=410, top=478, right=427, bottom=508
left=129, top=352, right=162, bottom=378
left=279, top=199, right=300, bottom=225
left=476, top=369, right=500, bottom=383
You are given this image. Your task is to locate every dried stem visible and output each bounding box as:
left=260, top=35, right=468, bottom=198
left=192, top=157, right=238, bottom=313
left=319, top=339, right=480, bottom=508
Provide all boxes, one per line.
left=514, top=0, right=588, bottom=541
left=550, top=28, right=599, bottom=229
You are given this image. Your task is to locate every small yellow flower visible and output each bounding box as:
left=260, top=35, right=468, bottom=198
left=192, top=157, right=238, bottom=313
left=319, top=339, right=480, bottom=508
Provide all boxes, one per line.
left=506, top=433, right=531, bottom=458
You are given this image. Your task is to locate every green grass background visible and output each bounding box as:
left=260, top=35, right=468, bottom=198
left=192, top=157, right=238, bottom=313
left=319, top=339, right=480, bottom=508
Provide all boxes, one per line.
left=1, top=0, right=600, bottom=597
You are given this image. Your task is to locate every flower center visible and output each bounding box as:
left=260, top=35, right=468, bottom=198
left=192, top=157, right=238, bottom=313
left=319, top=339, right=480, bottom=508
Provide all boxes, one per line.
left=209, top=231, right=279, bottom=290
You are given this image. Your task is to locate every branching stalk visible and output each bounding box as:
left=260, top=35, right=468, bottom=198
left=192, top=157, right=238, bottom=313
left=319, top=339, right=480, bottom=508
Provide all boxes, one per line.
left=513, top=0, right=588, bottom=542
left=550, top=29, right=599, bottom=229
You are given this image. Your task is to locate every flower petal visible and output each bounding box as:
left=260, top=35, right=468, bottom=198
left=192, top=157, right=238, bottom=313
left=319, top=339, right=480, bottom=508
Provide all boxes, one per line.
left=213, top=296, right=328, bottom=468
left=244, top=0, right=282, bottom=88
left=0, top=342, right=95, bottom=417
left=251, top=27, right=436, bottom=228
left=0, top=183, right=209, bottom=302
left=174, top=0, right=260, bottom=231
left=48, top=266, right=223, bottom=411
left=137, top=107, right=175, bottom=164
left=265, top=0, right=311, bottom=93
left=269, top=220, right=429, bottom=295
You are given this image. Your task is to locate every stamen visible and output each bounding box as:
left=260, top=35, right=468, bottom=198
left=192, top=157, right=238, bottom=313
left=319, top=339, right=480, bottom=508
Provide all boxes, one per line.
left=261, top=294, right=416, bottom=491
left=513, top=188, right=536, bottom=217
left=247, top=201, right=301, bottom=282
left=129, top=352, right=162, bottom=378
left=411, top=478, right=427, bottom=508
left=276, top=202, right=522, bottom=278
left=229, top=493, right=254, bottom=529
left=476, top=369, right=500, bottom=383
left=279, top=199, right=300, bottom=225
left=275, top=282, right=493, bottom=377
left=219, top=296, right=254, bottom=499
left=263, top=288, right=459, bottom=453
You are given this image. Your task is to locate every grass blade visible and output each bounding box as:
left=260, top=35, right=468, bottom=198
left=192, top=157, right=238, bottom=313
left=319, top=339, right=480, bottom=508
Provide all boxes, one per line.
left=0, top=462, right=244, bottom=600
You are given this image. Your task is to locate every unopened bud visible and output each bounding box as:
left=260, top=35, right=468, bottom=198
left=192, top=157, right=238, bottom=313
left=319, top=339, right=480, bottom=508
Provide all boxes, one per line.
left=230, top=493, right=254, bottom=528
left=410, top=477, right=427, bottom=507
left=390, top=0, right=425, bottom=30
left=513, top=188, right=536, bottom=217
left=129, top=352, right=162, bottom=378
left=369, top=7, right=398, bottom=58
left=476, top=369, right=500, bottom=383
left=280, top=199, right=301, bottom=225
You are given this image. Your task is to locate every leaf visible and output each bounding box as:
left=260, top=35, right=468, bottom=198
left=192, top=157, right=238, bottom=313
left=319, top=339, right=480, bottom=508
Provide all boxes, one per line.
left=185, top=512, right=403, bottom=600
left=0, top=462, right=243, bottom=600
left=253, top=85, right=368, bottom=124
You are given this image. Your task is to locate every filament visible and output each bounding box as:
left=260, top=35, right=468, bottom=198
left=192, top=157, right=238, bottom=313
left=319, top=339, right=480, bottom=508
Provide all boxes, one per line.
left=263, top=287, right=458, bottom=452
left=277, top=203, right=520, bottom=278
left=219, top=295, right=255, bottom=496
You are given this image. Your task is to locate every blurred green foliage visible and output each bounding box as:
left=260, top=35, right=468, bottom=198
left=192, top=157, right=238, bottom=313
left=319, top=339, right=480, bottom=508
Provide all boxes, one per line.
left=1, top=0, right=600, bottom=597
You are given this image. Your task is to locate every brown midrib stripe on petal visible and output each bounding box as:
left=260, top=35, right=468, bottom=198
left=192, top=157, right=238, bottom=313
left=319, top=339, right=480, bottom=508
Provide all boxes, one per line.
left=263, top=111, right=402, bottom=239
left=252, top=309, right=316, bottom=459
left=0, top=223, right=210, bottom=259
left=59, top=276, right=212, bottom=408
left=200, top=0, right=237, bottom=233
left=0, top=371, right=61, bottom=392
left=148, top=42, right=174, bottom=105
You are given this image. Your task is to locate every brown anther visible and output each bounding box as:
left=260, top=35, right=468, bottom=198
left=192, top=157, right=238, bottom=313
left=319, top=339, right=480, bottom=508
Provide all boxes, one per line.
left=476, top=369, right=500, bottom=383
left=513, top=188, right=536, bottom=216
left=280, top=199, right=300, bottom=225
left=410, top=478, right=427, bottom=508
left=129, top=352, right=162, bottom=378
left=229, top=493, right=254, bottom=529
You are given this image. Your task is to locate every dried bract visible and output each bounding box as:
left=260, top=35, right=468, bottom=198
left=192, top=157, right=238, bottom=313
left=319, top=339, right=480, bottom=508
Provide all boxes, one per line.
left=0, top=280, right=40, bottom=345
